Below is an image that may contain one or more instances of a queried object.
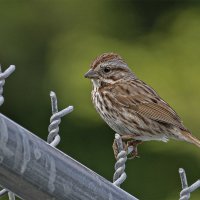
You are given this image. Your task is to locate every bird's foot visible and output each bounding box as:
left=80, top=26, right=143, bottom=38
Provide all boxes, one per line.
left=126, top=140, right=142, bottom=159
left=112, top=135, right=142, bottom=160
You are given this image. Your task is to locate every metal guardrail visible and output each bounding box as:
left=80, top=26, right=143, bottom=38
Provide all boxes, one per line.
left=0, top=113, right=138, bottom=200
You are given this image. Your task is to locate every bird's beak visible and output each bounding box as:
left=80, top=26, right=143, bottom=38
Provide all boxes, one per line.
left=84, top=69, right=98, bottom=79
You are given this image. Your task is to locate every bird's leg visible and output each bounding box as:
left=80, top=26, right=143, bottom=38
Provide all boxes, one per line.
left=126, top=140, right=142, bottom=159
left=120, top=135, right=142, bottom=159
left=112, top=134, right=142, bottom=159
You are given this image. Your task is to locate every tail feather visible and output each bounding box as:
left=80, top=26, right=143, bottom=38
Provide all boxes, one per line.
left=181, top=130, right=200, bottom=148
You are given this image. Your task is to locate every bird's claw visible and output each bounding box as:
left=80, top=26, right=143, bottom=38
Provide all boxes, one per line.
left=112, top=136, right=142, bottom=160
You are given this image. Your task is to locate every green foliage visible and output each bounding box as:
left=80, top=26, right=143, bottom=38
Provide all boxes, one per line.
left=0, top=1, right=200, bottom=199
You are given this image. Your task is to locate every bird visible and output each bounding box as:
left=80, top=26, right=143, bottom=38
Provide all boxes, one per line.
left=84, top=52, right=200, bottom=158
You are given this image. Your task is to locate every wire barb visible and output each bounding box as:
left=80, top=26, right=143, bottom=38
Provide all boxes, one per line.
left=8, top=191, right=15, bottom=200
left=0, top=189, right=15, bottom=200
left=0, top=65, right=15, bottom=106
left=0, top=189, right=7, bottom=197
left=47, top=91, right=73, bottom=147
left=179, top=168, right=200, bottom=200
left=113, top=133, right=127, bottom=187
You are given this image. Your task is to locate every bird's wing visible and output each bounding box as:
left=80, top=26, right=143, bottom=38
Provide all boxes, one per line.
left=110, top=82, right=187, bottom=130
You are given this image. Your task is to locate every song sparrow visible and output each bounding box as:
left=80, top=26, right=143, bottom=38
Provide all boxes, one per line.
left=84, top=53, right=200, bottom=158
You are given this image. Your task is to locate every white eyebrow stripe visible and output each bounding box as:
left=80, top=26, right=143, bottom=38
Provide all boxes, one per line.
left=100, top=60, right=128, bottom=69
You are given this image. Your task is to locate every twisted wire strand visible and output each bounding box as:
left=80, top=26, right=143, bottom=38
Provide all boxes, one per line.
left=8, top=192, right=15, bottom=200
left=0, top=65, right=15, bottom=200
left=0, top=65, right=15, bottom=106
left=179, top=168, right=190, bottom=200
left=179, top=168, right=200, bottom=200
left=0, top=189, right=7, bottom=197
left=113, top=134, right=127, bottom=187
left=0, top=190, right=15, bottom=200
left=47, top=91, right=73, bottom=147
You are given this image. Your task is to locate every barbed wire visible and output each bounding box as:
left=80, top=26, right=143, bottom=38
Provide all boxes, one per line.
left=0, top=90, right=73, bottom=200
left=112, top=134, right=200, bottom=199
left=179, top=168, right=200, bottom=200
left=0, top=65, right=15, bottom=200
left=0, top=65, right=15, bottom=106
left=8, top=192, right=15, bottom=200
left=0, top=189, right=7, bottom=197
left=47, top=91, right=73, bottom=147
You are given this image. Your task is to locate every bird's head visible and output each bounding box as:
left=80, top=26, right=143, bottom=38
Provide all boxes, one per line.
left=84, top=52, right=135, bottom=88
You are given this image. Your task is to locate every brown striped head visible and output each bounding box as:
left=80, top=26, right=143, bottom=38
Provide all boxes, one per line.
left=84, top=53, right=135, bottom=87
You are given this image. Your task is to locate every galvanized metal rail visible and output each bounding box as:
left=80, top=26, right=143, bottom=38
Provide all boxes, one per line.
left=0, top=113, right=138, bottom=200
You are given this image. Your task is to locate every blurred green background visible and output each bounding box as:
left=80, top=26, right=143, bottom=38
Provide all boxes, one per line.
left=1, top=0, right=200, bottom=199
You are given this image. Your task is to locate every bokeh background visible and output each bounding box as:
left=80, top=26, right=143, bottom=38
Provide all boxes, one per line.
left=1, top=1, right=200, bottom=199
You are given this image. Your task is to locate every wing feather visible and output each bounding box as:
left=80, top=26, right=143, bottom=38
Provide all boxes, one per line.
left=109, top=81, right=186, bottom=130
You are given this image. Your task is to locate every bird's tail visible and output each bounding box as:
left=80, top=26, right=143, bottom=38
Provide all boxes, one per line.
left=181, top=130, right=200, bottom=148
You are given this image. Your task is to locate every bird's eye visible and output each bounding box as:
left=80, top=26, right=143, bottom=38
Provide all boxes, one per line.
left=104, top=66, right=111, bottom=73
